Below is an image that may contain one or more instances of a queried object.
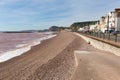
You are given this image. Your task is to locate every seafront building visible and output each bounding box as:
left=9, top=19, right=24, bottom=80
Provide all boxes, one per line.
left=99, top=8, right=120, bottom=32
left=89, top=25, right=97, bottom=31
left=114, top=8, right=120, bottom=31
left=107, top=11, right=115, bottom=30
left=89, top=8, right=120, bottom=33
left=98, top=16, right=106, bottom=32
left=72, top=8, right=120, bottom=33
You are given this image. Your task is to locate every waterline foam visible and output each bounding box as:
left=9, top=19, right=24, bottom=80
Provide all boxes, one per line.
left=0, top=34, right=56, bottom=63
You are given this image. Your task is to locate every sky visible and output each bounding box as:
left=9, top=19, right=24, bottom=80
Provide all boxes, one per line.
left=0, top=0, right=120, bottom=31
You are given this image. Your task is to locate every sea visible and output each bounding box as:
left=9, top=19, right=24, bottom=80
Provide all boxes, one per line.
left=0, top=32, right=56, bottom=63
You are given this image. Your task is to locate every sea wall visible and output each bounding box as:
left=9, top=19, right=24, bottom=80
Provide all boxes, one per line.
left=75, top=33, right=120, bottom=56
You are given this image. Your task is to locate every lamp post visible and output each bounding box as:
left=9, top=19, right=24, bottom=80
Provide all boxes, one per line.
left=107, top=14, right=110, bottom=40
left=107, top=15, right=109, bottom=32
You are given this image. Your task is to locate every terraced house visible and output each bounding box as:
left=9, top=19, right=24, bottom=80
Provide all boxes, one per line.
left=115, top=8, right=120, bottom=31
left=99, top=8, right=120, bottom=33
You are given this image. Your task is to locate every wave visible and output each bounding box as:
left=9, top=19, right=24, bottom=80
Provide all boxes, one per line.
left=0, top=34, right=56, bottom=63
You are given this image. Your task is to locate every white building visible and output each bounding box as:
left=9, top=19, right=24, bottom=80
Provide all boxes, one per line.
left=101, top=8, right=120, bottom=32
left=89, top=25, right=96, bottom=31
left=103, top=11, right=115, bottom=32
left=108, top=12, right=115, bottom=30
left=78, top=28, right=84, bottom=31
left=99, top=16, right=106, bottom=32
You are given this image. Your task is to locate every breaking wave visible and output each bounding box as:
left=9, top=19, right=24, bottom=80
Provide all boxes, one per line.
left=0, top=34, right=56, bottom=63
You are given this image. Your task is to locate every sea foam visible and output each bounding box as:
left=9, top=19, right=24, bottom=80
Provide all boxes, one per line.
left=0, top=34, right=56, bottom=63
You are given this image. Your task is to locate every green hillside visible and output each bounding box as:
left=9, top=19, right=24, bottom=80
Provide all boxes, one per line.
left=70, top=21, right=98, bottom=31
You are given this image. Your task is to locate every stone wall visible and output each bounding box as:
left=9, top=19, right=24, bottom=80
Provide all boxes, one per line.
left=75, top=33, right=120, bottom=56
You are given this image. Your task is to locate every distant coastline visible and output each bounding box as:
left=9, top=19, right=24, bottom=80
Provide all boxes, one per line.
left=2, top=31, right=45, bottom=33
left=1, top=29, right=50, bottom=33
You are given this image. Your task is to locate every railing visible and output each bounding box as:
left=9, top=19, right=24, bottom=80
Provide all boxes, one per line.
left=77, top=31, right=120, bottom=43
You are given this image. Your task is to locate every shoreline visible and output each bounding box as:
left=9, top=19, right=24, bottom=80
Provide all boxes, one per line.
left=0, top=32, right=78, bottom=80
left=0, top=34, right=56, bottom=63
left=1, top=32, right=120, bottom=80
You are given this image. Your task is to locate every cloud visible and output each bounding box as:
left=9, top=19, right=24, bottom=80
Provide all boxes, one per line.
left=0, top=0, right=120, bottom=31
left=0, top=0, right=21, bottom=5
